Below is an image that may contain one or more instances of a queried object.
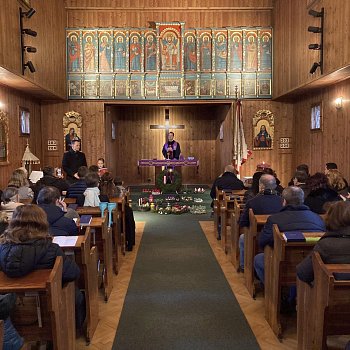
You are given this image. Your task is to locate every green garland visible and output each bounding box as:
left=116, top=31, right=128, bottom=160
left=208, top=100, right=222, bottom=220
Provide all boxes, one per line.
left=156, top=169, right=182, bottom=193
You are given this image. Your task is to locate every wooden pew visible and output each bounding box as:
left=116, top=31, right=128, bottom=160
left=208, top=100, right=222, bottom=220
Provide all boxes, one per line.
left=244, top=210, right=269, bottom=298
left=0, top=257, right=75, bottom=350
left=297, top=252, right=350, bottom=350
left=82, top=216, right=113, bottom=301
left=230, top=199, right=245, bottom=270
left=0, top=320, right=3, bottom=350
left=265, top=225, right=324, bottom=339
left=220, top=196, right=235, bottom=254
left=54, top=228, right=99, bottom=344
left=63, top=197, right=77, bottom=205
left=110, top=196, right=126, bottom=256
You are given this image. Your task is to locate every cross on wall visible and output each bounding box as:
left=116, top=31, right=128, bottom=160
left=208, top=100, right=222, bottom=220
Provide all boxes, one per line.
left=149, top=108, right=184, bottom=143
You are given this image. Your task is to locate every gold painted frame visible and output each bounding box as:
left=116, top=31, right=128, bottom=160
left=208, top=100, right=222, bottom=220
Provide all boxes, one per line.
left=0, top=111, right=9, bottom=165
left=63, top=111, right=82, bottom=151
left=253, top=110, right=274, bottom=150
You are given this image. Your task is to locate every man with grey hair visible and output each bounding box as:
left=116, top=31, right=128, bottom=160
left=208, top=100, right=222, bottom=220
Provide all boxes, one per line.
left=238, top=174, right=283, bottom=271
left=254, top=186, right=325, bottom=284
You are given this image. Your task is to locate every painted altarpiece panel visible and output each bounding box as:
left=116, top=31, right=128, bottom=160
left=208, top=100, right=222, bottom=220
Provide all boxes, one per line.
left=114, top=31, right=128, bottom=72
left=228, top=29, right=243, bottom=72
left=98, top=31, right=113, bottom=73
left=213, top=30, right=228, bottom=72
left=184, top=74, right=198, bottom=97
left=82, top=31, right=98, bottom=73
left=184, top=30, right=197, bottom=72
left=244, top=30, right=258, bottom=72
left=159, top=73, right=182, bottom=98
left=198, top=30, right=212, bottom=72
left=115, top=75, right=128, bottom=98
left=67, top=31, right=82, bottom=73
left=129, top=32, right=143, bottom=73
left=144, top=31, right=157, bottom=72
left=258, top=29, right=272, bottom=71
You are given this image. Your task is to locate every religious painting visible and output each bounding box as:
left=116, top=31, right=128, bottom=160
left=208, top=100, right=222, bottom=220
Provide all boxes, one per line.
left=228, top=73, right=242, bottom=97
left=244, top=30, right=258, bottom=72
left=253, top=110, right=274, bottom=150
left=63, top=111, right=82, bottom=151
left=83, top=31, right=97, bottom=72
left=130, top=75, right=143, bottom=98
left=98, top=31, right=112, bottom=72
left=159, top=28, right=181, bottom=71
left=83, top=75, right=98, bottom=97
left=67, top=31, right=81, bottom=72
left=199, top=31, right=212, bottom=71
left=144, top=31, right=157, bottom=72
left=213, top=74, right=226, bottom=97
left=199, top=74, right=212, bottom=96
left=114, top=31, right=128, bottom=72
left=145, top=75, right=158, bottom=97
left=68, top=75, right=82, bottom=97
left=311, top=102, right=322, bottom=131
left=99, top=75, right=114, bottom=98
left=19, top=107, right=30, bottom=136
left=228, top=30, right=243, bottom=72
left=159, top=74, right=182, bottom=98
left=184, top=74, right=197, bottom=96
left=258, top=74, right=271, bottom=97
left=0, top=111, right=9, bottom=164
left=242, top=73, right=257, bottom=97
left=184, top=31, right=197, bottom=72
left=259, top=30, right=272, bottom=71
left=115, top=75, right=128, bottom=97
left=129, top=32, right=143, bottom=72
left=214, top=30, right=228, bottom=72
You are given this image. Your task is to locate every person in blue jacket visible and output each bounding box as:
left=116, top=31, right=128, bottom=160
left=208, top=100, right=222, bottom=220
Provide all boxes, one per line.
left=254, top=186, right=325, bottom=284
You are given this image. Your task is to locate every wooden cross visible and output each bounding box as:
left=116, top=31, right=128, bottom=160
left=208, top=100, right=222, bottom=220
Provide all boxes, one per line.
left=150, top=108, right=185, bottom=142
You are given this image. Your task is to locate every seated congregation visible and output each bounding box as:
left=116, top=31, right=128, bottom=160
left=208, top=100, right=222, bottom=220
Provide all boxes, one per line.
left=0, top=160, right=135, bottom=349
left=212, top=161, right=350, bottom=348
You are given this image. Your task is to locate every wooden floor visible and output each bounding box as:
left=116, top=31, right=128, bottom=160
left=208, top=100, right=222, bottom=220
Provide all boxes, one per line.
left=76, top=219, right=348, bottom=350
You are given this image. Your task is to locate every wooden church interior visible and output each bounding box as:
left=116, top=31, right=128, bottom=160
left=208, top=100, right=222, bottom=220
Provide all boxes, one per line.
left=1, top=0, right=350, bottom=349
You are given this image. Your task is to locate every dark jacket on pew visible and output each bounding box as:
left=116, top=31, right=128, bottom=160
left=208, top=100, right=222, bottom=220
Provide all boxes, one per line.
left=304, top=187, right=340, bottom=214
left=259, top=204, right=326, bottom=249
left=38, top=203, right=79, bottom=236
left=296, top=226, right=350, bottom=283
left=239, top=190, right=283, bottom=227
left=66, top=180, right=87, bottom=199
left=210, top=171, right=245, bottom=199
left=0, top=239, right=80, bottom=283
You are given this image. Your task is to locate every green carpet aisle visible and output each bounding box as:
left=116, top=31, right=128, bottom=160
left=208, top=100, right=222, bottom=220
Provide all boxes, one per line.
left=113, top=213, right=259, bottom=350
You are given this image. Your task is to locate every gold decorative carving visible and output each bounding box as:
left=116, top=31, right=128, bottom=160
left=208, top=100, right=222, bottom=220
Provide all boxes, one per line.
left=0, top=111, right=9, bottom=164
left=252, top=110, right=274, bottom=150
left=63, top=111, right=82, bottom=151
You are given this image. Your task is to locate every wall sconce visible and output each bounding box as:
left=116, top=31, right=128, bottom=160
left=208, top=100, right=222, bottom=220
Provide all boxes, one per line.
left=335, top=97, right=343, bottom=109
left=309, top=62, right=321, bottom=74
left=23, top=46, right=37, bottom=53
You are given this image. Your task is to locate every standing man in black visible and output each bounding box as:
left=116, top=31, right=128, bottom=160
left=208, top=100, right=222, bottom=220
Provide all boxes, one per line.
left=62, top=140, right=87, bottom=184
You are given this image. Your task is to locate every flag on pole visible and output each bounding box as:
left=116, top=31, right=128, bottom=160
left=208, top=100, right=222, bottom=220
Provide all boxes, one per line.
left=233, top=100, right=251, bottom=174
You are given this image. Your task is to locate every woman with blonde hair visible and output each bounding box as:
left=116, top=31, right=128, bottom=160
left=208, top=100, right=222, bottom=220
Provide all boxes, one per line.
left=7, top=168, right=33, bottom=200
left=327, top=169, right=349, bottom=197
left=0, top=205, right=85, bottom=329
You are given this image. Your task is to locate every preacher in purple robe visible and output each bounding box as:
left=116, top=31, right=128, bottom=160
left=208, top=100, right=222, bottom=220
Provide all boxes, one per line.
left=162, top=132, right=181, bottom=160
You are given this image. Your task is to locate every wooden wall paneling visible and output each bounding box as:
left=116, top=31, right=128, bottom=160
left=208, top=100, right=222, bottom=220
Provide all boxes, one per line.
left=273, top=0, right=350, bottom=99
left=1, top=0, right=66, bottom=99
left=293, top=79, right=350, bottom=180
left=237, top=100, right=294, bottom=187
left=0, top=84, right=43, bottom=189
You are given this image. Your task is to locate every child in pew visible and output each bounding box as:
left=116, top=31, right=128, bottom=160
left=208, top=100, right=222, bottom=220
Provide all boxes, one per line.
left=83, top=172, right=101, bottom=207
left=0, top=293, right=24, bottom=350
left=0, top=205, right=86, bottom=331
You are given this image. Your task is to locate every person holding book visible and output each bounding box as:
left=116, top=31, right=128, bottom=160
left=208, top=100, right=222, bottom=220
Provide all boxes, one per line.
left=37, top=186, right=79, bottom=236
left=254, top=186, right=325, bottom=284
left=297, top=201, right=350, bottom=283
